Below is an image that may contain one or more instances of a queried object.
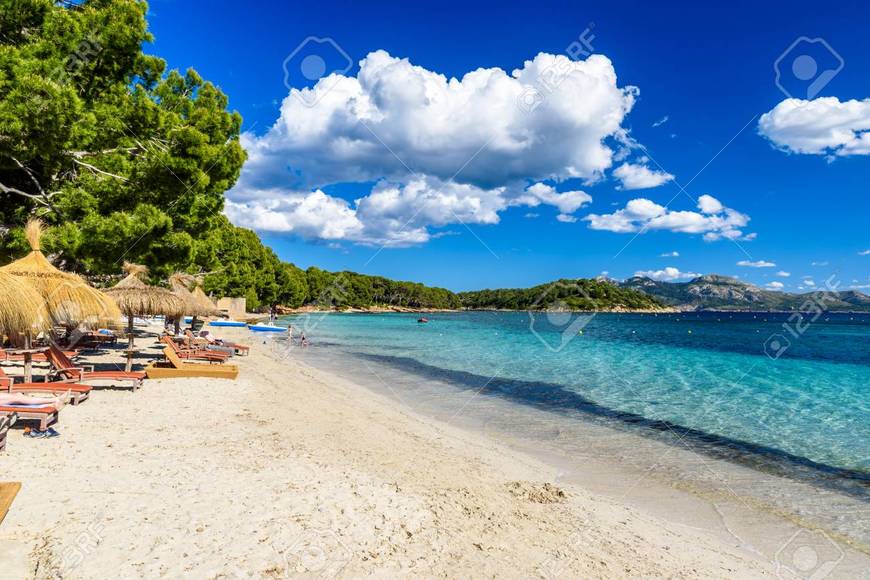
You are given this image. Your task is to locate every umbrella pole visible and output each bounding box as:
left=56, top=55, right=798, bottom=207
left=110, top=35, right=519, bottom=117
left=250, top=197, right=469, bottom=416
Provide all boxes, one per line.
left=23, top=332, right=32, bottom=384
left=125, top=314, right=135, bottom=373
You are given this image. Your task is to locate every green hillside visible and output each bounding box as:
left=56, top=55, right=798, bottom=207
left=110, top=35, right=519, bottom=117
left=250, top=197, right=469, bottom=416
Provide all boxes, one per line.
left=458, top=278, right=667, bottom=311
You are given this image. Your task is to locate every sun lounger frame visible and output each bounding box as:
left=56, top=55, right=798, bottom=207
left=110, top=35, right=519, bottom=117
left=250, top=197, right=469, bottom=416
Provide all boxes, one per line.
left=0, top=404, right=58, bottom=431
left=145, top=347, right=239, bottom=380
left=46, top=345, right=144, bottom=391
left=0, top=413, right=15, bottom=453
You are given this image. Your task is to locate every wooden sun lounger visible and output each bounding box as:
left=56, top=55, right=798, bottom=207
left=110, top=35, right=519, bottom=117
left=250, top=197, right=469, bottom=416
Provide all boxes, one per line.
left=77, top=332, right=118, bottom=346
left=0, top=403, right=58, bottom=431
left=0, top=370, right=91, bottom=406
left=184, top=331, right=250, bottom=356
left=183, top=330, right=208, bottom=347
left=0, top=414, right=15, bottom=453
left=0, top=347, right=78, bottom=363
left=161, top=336, right=229, bottom=363
left=145, top=347, right=239, bottom=380
left=0, top=481, right=21, bottom=523
left=46, top=345, right=144, bottom=391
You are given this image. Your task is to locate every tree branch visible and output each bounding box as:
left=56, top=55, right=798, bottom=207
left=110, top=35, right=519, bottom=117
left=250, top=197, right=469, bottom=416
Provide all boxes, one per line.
left=71, top=158, right=129, bottom=181
left=67, top=146, right=142, bottom=158
left=10, top=156, right=46, bottom=195
left=0, top=180, right=49, bottom=204
left=3, top=159, right=65, bottom=216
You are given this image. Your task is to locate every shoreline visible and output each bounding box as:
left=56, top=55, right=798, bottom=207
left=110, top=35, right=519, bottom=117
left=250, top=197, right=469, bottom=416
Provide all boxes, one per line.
left=270, top=307, right=870, bottom=315
left=1, top=329, right=866, bottom=577
left=335, top=350, right=870, bottom=498
left=293, top=345, right=870, bottom=555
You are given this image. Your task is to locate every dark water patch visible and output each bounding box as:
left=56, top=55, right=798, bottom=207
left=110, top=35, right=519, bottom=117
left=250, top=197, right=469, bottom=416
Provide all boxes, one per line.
left=524, top=312, right=870, bottom=366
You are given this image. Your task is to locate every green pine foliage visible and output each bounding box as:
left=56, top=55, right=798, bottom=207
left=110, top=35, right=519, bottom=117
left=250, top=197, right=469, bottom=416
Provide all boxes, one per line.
left=0, top=0, right=244, bottom=279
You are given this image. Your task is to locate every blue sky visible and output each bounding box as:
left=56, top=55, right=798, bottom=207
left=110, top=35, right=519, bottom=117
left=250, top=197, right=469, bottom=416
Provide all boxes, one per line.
left=147, top=0, right=869, bottom=292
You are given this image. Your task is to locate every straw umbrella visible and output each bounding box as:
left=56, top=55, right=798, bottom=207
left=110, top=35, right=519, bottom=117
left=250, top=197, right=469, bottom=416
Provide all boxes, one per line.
left=0, top=271, right=50, bottom=337
left=0, top=271, right=51, bottom=386
left=0, top=219, right=121, bottom=380
left=169, top=273, right=214, bottom=332
left=105, top=263, right=185, bottom=372
left=191, top=282, right=221, bottom=317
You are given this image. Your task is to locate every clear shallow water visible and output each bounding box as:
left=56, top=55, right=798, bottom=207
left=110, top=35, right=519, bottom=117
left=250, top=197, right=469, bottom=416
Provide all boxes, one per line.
left=278, top=311, right=870, bottom=480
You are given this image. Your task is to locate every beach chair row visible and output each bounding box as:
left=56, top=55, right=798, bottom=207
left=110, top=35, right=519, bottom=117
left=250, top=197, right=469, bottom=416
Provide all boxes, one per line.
left=1, top=331, right=245, bottom=451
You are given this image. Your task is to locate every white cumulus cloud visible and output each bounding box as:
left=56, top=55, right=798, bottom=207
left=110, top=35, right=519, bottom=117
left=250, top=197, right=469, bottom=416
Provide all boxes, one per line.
left=776, top=271, right=791, bottom=277
left=613, top=162, right=674, bottom=190
left=696, top=194, right=723, bottom=214
left=737, top=260, right=776, bottom=268
left=758, top=97, right=870, bottom=156
left=518, top=183, right=593, bottom=215
left=224, top=189, right=364, bottom=241
left=584, top=194, right=753, bottom=241
left=660, top=251, right=679, bottom=257
left=226, top=178, right=592, bottom=246
left=226, top=49, right=640, bottom=245
left=766, top=281, right=785, bottom=290
left=634, top=266, right=700, bottom=281
left=859, top=249, right=870, bottom=256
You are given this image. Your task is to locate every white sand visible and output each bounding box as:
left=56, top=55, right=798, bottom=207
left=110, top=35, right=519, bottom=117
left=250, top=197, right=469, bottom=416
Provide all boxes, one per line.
left=0, top=330, right=813, bottom=578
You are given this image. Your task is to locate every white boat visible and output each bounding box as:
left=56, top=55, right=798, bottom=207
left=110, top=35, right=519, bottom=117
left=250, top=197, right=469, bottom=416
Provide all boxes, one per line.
left=209, top=320, right=247, bottom=327
left=248, top=324, right=287, bottom=332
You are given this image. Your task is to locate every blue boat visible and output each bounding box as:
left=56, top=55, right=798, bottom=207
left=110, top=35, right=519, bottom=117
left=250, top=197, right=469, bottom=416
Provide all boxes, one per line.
left=248, top=324, right=287, bottom=332
left=209, top=320, right=247, bottom=327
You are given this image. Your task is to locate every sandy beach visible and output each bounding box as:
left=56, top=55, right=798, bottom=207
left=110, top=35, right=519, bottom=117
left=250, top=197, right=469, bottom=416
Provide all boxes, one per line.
left=0, top=328, right=856, bottom=578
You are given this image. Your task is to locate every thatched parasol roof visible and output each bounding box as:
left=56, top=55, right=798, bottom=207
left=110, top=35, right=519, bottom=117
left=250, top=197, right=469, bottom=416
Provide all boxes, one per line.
left=191, top=282, right=222, bottom=316
left=0, top=270, right=51, bottom=335
left=0, top=219, right=121, bottom=326
left=105, top=263, right=185, bottom=317
left=169, top=272, right=215, bottom=317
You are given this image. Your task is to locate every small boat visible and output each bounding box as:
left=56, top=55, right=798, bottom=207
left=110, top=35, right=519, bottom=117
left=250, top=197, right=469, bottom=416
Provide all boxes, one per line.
left=417, top=317, right=429, bottom=323
left=248, top=324, right=287, bottom=332
left=209, top=320, right=247, bottom=328
left=183, top=316, right=193, bottom=323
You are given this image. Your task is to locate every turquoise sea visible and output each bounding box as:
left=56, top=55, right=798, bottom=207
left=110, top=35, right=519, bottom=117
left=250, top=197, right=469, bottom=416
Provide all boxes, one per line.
left=271, top=310, right=870, bottom=542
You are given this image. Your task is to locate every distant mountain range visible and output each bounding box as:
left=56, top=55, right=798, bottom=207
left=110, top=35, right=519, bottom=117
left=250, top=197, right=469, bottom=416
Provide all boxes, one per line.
left=618, top=274, right=870, bottom=312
